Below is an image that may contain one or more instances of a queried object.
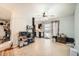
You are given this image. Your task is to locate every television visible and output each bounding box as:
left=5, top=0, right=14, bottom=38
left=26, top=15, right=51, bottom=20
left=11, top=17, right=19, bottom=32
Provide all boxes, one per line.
left=19, top=32, right=31, bottom=38
left=19, top=32, right=27, bottom=36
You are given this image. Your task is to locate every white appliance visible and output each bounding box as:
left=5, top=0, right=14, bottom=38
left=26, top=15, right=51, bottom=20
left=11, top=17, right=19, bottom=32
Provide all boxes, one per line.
left=70, top=48, right=78, bottom=56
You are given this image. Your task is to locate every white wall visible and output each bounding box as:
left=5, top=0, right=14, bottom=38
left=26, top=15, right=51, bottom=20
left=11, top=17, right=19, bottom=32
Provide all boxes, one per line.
left=59, top=15, right=74, bottom=38
left=0, top=6, right=11, bottom=19
left=11, top=10, right=33, bottom=47
left=74, top=4, right=79, bottom=53
left=35, top=15, right=74, bottom=38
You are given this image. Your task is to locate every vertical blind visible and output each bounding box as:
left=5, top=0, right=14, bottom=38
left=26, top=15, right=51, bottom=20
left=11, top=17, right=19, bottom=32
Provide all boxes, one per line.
left=52, top=21, right=59, bottom=36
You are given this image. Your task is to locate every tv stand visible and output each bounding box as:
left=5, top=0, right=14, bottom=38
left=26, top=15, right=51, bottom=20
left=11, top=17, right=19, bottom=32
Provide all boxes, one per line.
left=18, top=32, right=33, bottom=48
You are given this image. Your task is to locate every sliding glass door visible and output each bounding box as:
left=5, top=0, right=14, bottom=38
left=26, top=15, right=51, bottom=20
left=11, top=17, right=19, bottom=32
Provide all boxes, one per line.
left=44, top=21, right=59, bottom=39
left=44, top=23, right=52, bottom=39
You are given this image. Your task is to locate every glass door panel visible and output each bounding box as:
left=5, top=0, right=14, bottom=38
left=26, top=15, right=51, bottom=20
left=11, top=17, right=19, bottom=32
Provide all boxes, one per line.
left=44, top=23, right=52, bottom=38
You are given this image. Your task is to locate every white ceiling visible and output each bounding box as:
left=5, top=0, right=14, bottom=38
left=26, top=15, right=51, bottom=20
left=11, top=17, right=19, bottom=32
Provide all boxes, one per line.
left=0, top=3, right=76, bottom=19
